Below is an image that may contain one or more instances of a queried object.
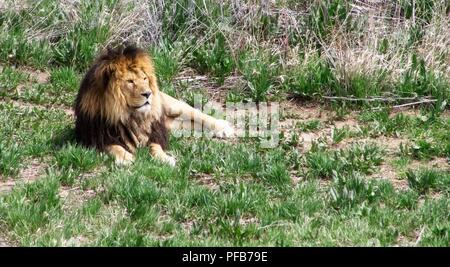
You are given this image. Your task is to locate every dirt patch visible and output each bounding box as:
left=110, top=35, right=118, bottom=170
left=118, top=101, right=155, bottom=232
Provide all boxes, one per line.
left=208, top=76, right=245, bottom=103
left=290, top=171, right=303, bottom=185
left=239, top=214, right=260, bottom=226
left=0, top=180, right=16, bottom=194
left=281, top=100, right=330, bottom=121
left=61, top=235, right=90, bottom=247
left=174, top=68, right=246, bottom=104
left=181, top=219, right=195, bottom=233
left=174, top=69, right=219, bottom=96
left=58, top=166, right=107, bottom=211
left=281, top=123, right=340, bottom=152
left=59, top=186, right=97, bottom=211
left=0, top=1, right=29, bottom=12
left=279, top=101, right=381, bottom=152
left=369, top=162, right=408, bottom=190
left=408, top=157, right=449, bottom=171
left=279, top=106, right=448, bottom=190
left=334, top=136, right=409, bottom=154
left=390, top=108, right=422, bottom=117
left=19, top=66, right=50, bottom=84
left=396, top=226, right=427, bottom=247
left=279, top=101, right=338, bottom=151
left=299, top=130, right=331, bottom=151
left=0, top=64, right=49, bottom=84
left=333, top=117, right=360, bottom=130
left=373, top=136, right=409, bottom=154
left=19, top=158, right=47, bottom=181
left=1, top=98, right=74, bottom=117
left=192, top=173, right=220, bottom=190
left=0, top=234, right=15, bottom=247
left=369, top=157, right=449, bottom=191
left=395, top=233, right=415, bottom=247
left=0, top=158, right=48, bottom=194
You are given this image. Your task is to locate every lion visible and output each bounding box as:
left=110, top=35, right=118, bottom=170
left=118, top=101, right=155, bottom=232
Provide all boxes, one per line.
left=74, top=45, right=234, bottom=166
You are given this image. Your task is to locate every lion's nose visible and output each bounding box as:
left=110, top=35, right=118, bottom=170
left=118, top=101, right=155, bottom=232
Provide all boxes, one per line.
left=141, top=92, right=151, bottom=98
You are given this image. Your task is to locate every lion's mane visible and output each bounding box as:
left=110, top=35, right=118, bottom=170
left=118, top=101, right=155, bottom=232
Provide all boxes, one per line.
left=74, top=45, right=168, bottom=153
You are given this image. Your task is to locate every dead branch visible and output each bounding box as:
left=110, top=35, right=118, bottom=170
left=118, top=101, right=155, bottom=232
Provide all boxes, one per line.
left=391, top=99, right=437, bottom=109
left=322, top=95, right=419, bottom=102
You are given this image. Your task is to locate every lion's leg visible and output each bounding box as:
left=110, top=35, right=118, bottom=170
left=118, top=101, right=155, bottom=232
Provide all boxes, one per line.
left=150, top=143, right=176, bottom=167
left=106, top=145, right=135, bottom=165
left=160, top=92, right=234, bottom=138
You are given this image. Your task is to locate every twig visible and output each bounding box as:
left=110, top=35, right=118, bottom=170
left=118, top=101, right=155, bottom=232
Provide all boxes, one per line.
left=414, top=226, right=425, bottom=247
left=322, top=96, right=419, bottom=102
left=62, top=186, right=81, bottom=192
left=322, top=95, right=438, bottom=110
left=391, top=99, right=437, bottom=109
left=370, top=99, right=437, bottom=111
left=259, top=221, right=293, bottom=230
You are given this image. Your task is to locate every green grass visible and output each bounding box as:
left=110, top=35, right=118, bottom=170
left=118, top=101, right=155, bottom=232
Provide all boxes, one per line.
left=296, top=119, right=321, bottom=132
left=331, top=126, right=352, bottom=144
left=191, top=33, right=235, bottom=85
left=0, top=66, right=80, bottom=106
left=1, top=1, right=449, bottom=103
left=0, top=109, right=448, bottom=246
left=151, top=41, right=185, bottom=86
left=0, top=66, right=29, bottom=94
left=238, top=50, right=280, bottom=102
left=306, top=143, right=384, bottom=179
left=406, top=168, right=450, bottom=194
left=329, top=172, right=379, bottom=209
left=0, top=0, right=449, bottom=247
left=0, top=103, right=72, bottom=176
left=49, top=67, right=80, bottom=94
left=0, top=142, right=22, bottom=177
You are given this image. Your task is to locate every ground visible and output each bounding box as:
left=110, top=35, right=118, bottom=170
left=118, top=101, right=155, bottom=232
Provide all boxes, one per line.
left=0, top=64, right=449, bottom=247
left=0, top=0, right=449, bottom=247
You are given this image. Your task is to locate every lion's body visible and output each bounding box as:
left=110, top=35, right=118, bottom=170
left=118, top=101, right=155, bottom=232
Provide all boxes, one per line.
left=74, top=45, right=234, bottom=166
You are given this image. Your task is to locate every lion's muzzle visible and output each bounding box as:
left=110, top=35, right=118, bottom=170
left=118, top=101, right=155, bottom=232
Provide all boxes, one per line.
left=141, top=91, right=151, bottom=98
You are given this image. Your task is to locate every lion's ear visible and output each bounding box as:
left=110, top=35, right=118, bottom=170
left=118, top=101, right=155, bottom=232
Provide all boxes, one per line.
left=95, top=62, right=116, bottom=89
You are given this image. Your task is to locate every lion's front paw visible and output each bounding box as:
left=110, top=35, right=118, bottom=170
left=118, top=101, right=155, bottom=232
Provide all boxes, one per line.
left=114, top=151, right=135, bottom=166
left=162, top=155, right=177, bottom=167
left=213, top=119, right=235, bottom=138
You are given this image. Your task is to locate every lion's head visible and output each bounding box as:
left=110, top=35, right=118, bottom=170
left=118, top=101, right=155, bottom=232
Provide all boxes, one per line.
left=76, top=45, right=161, bottom=125
left=74, top=45, right=165, bottom=151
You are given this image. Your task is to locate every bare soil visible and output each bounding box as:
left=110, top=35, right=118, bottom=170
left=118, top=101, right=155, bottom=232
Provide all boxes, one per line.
left=0, top=158, right=48, bottom=194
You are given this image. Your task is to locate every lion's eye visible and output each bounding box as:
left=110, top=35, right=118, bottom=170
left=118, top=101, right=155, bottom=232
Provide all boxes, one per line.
left=143, top=77, right=147, bottom=81
left=127, top=79, right=134, bottom=84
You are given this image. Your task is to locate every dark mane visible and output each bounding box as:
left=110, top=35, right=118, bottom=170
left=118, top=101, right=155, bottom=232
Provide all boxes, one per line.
left=74, top=109, right=132, bottom=152
left=99, top=44, right=146, bottom=62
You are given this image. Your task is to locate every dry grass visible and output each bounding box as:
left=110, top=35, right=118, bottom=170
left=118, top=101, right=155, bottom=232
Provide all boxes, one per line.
left=2, top=0, right=449, bottom=96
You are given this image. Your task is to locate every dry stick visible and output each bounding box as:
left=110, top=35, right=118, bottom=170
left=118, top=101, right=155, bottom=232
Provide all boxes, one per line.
left=370, top=99, right=437, bottom=111
left=322, top=96, right=438, bottom=111
left=414, top=226, right=425, bottom=247
left=391, top=99, right=437, bottom=109
left=322, top=96, right=420, bottom=102
left=371, top=99, right=437, bottom=111
left=259, top=221, right=293, bottom=230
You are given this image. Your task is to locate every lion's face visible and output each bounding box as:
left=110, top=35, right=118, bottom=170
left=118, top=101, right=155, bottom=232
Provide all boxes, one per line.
left=76, top=46, right=162, bottom=124
left=116, top=67, right=155, bottom=114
